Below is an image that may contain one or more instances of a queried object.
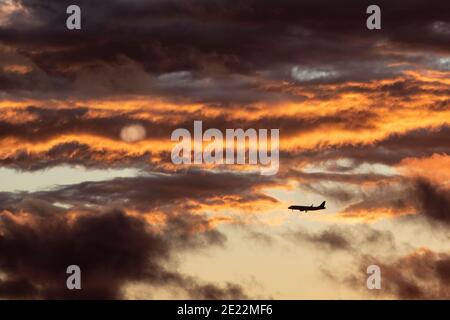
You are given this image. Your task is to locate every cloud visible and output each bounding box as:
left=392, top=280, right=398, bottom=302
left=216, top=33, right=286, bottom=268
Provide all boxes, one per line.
left=291, top=66, right=338, bottom=82
left=286, top=224, right=395, bottom=252
left=0, top=169, right=281, bottom=299
left=0, top=206, right=250, bottom=299
left=355, top=249, right=450, bottom=299
left=286, top=125, right=450, bottom=169
left=0, top=0, right=449, bottom=300
left=413, top=179, right=450, bottom=225
left=37, top=171, right=278, bottom=210
left=0, top=105, right=378, bottom=141
left=319, top=175, right=450, bottom=223
left=1, top=0, right=449, bottom=101
left=0, top=105, right=381, bottom=171
left=289, top=227, right=352, bottom=251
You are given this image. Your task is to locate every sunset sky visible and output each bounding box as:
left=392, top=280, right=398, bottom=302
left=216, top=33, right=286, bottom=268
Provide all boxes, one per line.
left=0, top=0, right=449, bottom=299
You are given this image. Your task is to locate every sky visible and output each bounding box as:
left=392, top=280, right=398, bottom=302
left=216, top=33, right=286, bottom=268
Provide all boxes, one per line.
left=0, top=0, right=449, bottom=299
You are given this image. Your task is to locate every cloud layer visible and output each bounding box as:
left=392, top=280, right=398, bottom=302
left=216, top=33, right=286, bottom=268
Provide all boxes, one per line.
left=0, top=0, right=449, bottom=299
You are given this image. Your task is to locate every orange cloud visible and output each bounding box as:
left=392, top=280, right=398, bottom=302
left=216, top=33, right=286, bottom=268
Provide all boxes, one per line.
left=399, top=154, right=450, bottom=184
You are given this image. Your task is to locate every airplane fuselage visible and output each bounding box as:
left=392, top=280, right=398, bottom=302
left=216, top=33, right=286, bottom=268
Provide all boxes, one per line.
left=288, top=201, right=326, bottom=212
left=288, top=205, right=323, bottom=211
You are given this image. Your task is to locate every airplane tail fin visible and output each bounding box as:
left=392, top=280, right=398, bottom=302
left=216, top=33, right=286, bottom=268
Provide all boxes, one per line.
left=320, top=201, right=326, bottom=208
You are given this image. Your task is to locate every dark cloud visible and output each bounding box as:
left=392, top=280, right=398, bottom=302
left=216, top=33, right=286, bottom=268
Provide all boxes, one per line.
left=0, top=106, right=145, bottom=142
left=0, top=141, right=153, bottom=171
left=289, top=227, right=352, bottom=251
left=310, top=177, right=450, bottom=224
left=352, top=249, right=450, bottom=299
left=291, top=180, right=450, bottom=300
left=413, top=179, right=450, bottom=225
left=286, top=225, right=395, bottom=252
left=186, top=281, right=248, bottom=299
left=287, top=168, right=404, bottom=206
left=0, top=105, right=380, bottom=171
left=300, top=183, right=357, bottom=203
left=0, top=206, right=249, bottom=299
left=333, top=77, right=450, bottom=101
left=285, top=125, right=450, bottom=168
left=339, top=182, right=410, bottom=214
left=1, top=0, right=449, bottom=101
left=0, top=171, right=279, bottom=220
left=290, top=169, right=398, bottom=185
left=0, top=109, right=445, bottom=175
left=36, top=171, right=277, bottom=211
left=0, top=105, right=377, bottom=142
left=351, top=178, right=450, bottom=224
left=0, top=170, right=279, bottom=299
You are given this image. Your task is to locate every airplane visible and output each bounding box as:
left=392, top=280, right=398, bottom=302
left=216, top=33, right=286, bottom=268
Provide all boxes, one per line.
left=288, top=201, right=326, bottom=213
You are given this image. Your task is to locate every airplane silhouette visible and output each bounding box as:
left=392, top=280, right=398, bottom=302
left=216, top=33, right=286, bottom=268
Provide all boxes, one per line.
left=288, top=201, right=326, bottom=213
